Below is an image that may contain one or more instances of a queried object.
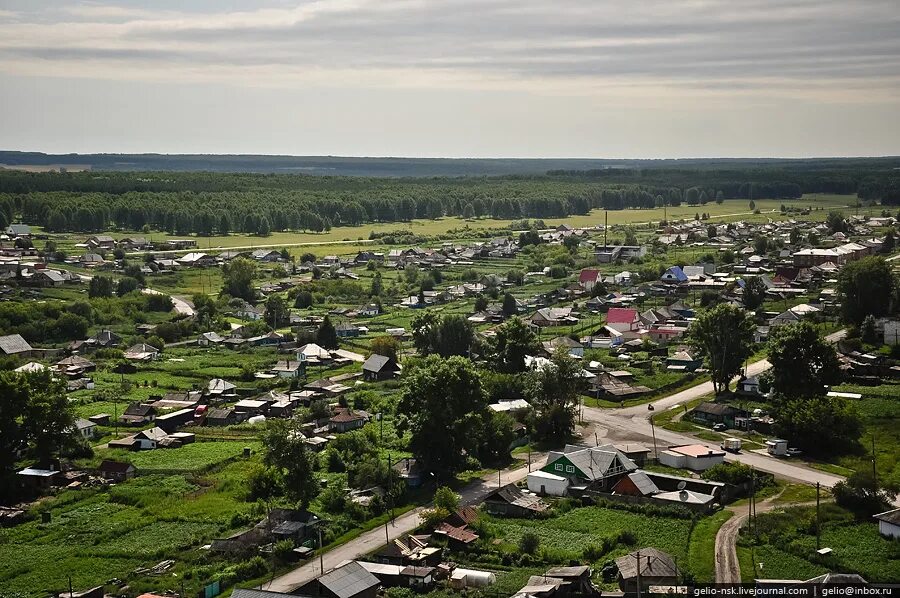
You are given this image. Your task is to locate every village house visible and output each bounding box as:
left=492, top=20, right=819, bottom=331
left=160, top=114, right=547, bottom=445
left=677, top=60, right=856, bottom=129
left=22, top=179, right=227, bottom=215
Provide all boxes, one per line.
left=690, top=402, right=749, bottom=428
left=659, top=444, right=726, bottom=471
left=578, top=269, right=603, bottom=292
left=362, top=354, right=401, bottom=381
left=482, top=484, right=548, bottom=517
left=119, top=402, right=157, bottom=425
left=124, top=343, right=159, bottom=361
left=86, top=235, right=116, bottom=250
left=71, top=329, right=122, bottom=352
left=299, top=560, right=381, bottom=598
left=73, top=418, right=97, bottom=440
left=99, top=460, right=136, bottom=481
left=330, top=408, right=368, bottom=433
left=542, top=336, right=584, bottom=358
left=530, top=307, right=578, bottom=327
left=271, top=359, right=304, bottom=378
left=616, top=548, right=681, bottom=594
left=605, top=307, right=641, bottom=334
left=529, top=444, right=638, bottom=495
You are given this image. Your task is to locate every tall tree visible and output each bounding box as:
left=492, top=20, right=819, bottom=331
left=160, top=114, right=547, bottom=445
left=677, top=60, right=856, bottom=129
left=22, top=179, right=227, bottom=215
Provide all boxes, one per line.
left=773, top=395, right=860, bottom=456
left=397, top=356, right=490, bottom=479
left=524, top=348, right=585, bottom=442
left=264, top=294, right=289, bottom=328
left=742, top=276, right=767, bottom=310
left=688, top=303, right=756, bottom=395
left=837, top=256, right=897, bottom=325
left=501, top=292, right=518, bottom=316
left=22, top=371, right=76, bottom=467
left=0, top=372, right=29, bottom=497
left=261, top=419, right=319, bottom=507
left=767, top=322, right=842, bottom=398
left=316, top=315, right=338, bottom=349
left=494, top=316, right=540, bottom=373
left=411, top=313, right=473, bottom=358
left=369, top=335, right=401, bottom=362
left=221, top=257, right=257, bottom=303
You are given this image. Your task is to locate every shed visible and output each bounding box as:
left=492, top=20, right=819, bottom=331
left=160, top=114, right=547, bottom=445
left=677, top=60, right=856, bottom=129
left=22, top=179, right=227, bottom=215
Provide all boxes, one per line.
left=874, top=508, right=900, bottom=540
left=482, top=484, right=547, bottom=517
left=526, top=470, right=570, bottom=497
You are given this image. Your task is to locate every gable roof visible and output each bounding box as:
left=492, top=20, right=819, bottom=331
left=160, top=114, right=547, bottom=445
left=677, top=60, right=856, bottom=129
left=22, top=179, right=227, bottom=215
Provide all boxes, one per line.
left=606, top=308, right=638, bottom=324
left=99, top=459, right=134, bottom=473
left=662, top=266, right=688, bottom=282
left=615, top=547, right=679, bottom=580
left=874, top=508, right=900, bottom=526
left=579, top=269, right=601, bottom=283
left=315, top=560, right=380, bottom=598
left=362, top=354, right=398, bottom=373
left=0, top=334, right=32, bottom=355
left=547, top=444, right=638, bottom=481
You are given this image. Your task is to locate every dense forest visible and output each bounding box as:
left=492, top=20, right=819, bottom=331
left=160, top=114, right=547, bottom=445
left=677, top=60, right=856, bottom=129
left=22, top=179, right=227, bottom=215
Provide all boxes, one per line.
left=0, top=158, right=898, bottom=235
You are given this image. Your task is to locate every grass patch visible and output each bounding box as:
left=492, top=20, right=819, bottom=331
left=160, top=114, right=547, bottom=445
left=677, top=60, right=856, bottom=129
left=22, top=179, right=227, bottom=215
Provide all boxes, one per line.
left=688, top=510, right=733, bottom=582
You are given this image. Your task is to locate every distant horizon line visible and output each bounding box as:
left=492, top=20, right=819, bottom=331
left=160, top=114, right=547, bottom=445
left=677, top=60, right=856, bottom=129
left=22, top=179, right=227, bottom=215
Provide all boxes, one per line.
left=2, top=149, right=899, bottom=161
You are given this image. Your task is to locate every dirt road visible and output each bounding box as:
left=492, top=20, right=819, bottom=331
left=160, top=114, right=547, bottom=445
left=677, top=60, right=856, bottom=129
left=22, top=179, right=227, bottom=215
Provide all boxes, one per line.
left=715, top=494, right=817, bottom=583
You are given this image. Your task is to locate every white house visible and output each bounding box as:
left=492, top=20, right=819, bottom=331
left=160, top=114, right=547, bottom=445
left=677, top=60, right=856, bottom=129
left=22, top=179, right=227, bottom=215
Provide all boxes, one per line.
left=73, top=418, right=97, bottom=440
left=526, top=470, right=570, bottom=497
left=658, top=444, right=725, bottom=471
left=874, top=509, right=900, bottom=539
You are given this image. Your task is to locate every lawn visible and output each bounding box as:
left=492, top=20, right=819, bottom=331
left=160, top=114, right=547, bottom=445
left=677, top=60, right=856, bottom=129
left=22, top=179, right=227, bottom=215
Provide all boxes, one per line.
left=124, top=441, right=259, bottom=473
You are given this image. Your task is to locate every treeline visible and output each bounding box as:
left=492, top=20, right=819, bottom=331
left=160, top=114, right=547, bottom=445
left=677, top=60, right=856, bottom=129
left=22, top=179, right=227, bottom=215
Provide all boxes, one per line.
left=0, top=165, right=886, bottom=235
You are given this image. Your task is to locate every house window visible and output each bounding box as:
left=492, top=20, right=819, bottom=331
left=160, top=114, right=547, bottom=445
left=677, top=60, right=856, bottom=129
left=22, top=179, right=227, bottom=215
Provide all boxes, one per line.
left=565, top=465, right=575, bottom=473
left=554, top=463, right=563, bottom=471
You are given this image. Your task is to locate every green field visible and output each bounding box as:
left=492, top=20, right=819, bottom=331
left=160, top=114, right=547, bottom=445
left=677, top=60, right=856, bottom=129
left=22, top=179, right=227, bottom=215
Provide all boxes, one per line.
left=44, top=194, right=857, bottom=257
left=484, top=503, right=727, bottom=582
left=0, top=461, right=262, bottom=596
left=737, top=503, right=900, bottom=583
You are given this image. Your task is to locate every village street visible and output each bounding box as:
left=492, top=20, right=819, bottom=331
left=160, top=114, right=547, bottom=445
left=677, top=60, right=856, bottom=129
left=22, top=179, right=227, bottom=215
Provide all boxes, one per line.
left=266, top=331, right=852, bottom=592
left=263, top=460, right=542, bottom=592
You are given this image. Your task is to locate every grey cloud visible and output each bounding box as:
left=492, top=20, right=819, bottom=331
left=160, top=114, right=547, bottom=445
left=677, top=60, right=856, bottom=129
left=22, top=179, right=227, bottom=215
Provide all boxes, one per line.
left=1, top=0, right=899, bottom=87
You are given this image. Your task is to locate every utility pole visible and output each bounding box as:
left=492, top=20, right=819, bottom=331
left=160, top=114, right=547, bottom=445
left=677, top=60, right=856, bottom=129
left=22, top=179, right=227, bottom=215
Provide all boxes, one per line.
left=816, top=482, right=821, bottom=551
left=604, top=211, right=608, bottom=248
left=318, top=526, right=324, bottom=575
left=872, top=434, right=878, bottom=492
left=649, top=416, right=659, bottom=461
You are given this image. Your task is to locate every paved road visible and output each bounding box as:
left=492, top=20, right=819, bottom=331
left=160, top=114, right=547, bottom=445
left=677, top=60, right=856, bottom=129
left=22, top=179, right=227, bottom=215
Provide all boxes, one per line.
left=142, top=288, right=195, bottom=316
left=263, top=460, right=540, bottom=592
left=581, top=329, right=848, bottom=487
left=267, top=331, right=851, bottom=591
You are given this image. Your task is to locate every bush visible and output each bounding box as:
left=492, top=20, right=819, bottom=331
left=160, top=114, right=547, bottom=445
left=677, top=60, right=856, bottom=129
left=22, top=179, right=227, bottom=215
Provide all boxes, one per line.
left=518, top=531, right=540, bottom=555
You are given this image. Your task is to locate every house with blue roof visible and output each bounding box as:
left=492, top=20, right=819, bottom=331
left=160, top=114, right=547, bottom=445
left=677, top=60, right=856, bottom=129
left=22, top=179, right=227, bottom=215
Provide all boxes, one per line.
left=660, top=266, right=688, bottom=284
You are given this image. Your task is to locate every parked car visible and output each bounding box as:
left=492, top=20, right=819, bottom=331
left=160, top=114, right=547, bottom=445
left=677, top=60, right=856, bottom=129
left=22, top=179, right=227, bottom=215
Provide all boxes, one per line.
left=712, top=423, right=726, bottom=432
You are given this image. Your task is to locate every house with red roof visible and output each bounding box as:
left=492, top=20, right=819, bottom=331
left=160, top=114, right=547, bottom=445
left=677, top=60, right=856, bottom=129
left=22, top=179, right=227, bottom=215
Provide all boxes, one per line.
left=578, top=269, right=602, bottom=292
left=605, top=308, right=640, bottom=333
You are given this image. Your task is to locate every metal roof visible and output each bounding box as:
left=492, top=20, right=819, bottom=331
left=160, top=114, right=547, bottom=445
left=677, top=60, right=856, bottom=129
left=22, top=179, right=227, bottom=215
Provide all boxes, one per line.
left=0, top=334, right=32, bottom=355
left=316, top=560, right=380, bottom=598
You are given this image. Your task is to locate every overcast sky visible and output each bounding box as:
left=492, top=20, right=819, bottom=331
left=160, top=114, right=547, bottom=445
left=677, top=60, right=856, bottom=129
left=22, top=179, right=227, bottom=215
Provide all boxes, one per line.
left=1, top=0, right=899, bottom=158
